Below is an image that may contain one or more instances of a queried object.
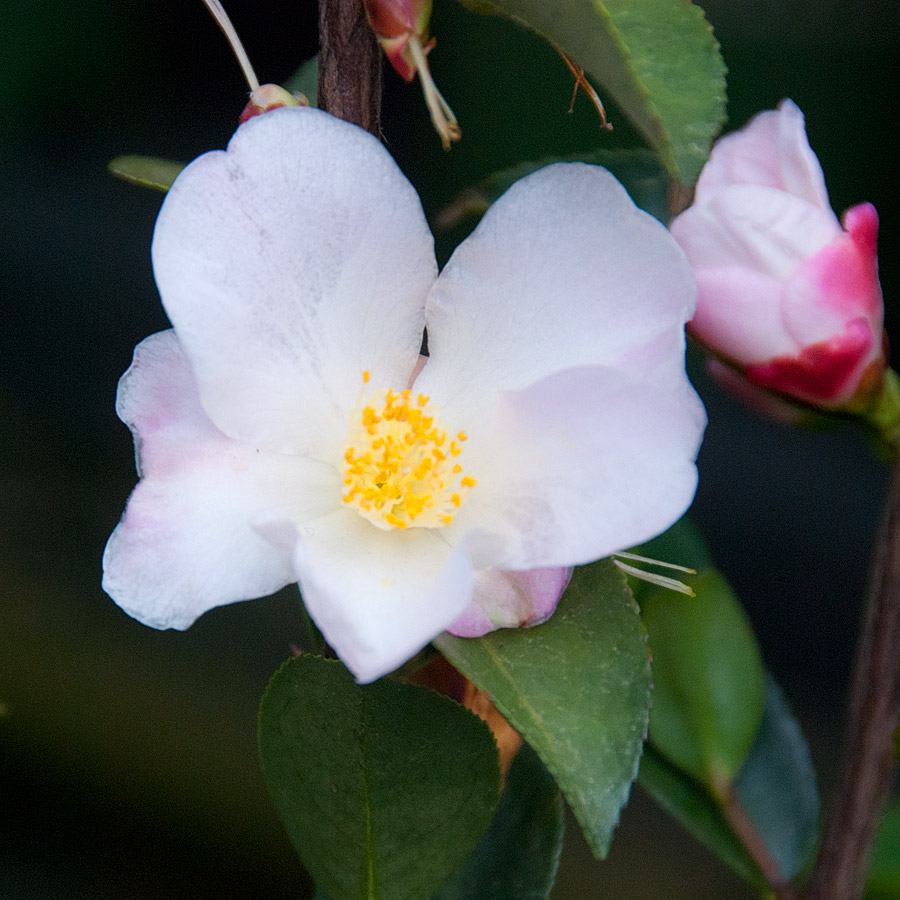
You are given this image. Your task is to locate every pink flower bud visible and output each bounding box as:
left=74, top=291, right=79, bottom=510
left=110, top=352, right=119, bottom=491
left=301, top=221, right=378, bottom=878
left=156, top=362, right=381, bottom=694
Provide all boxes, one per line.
left=671, top=100, right=885, bottom=411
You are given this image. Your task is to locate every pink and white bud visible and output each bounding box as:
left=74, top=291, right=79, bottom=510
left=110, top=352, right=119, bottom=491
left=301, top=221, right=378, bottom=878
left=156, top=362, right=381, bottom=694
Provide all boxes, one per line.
left=671, top=100, right=885, bottom=411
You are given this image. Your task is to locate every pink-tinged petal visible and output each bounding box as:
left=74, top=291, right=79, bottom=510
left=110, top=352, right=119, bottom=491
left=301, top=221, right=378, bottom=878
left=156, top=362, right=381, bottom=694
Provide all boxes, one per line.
left=746, top=319, right=879, bottom=406
left=102, top=331, right=341, bottom=629
left=843, top=202, right=879, bottom=259
left=782, top=205, right=883, bottom=349
left=291, top=509, right=475, bottom=682
left=690, top=267, right=798, bottom=363
left=446, top=567, right=572, bottom=638
left=672, top=185, right=840, bottom=279
left=417, top=163, right=696, bottom=429
left=151, top=107, right=436, bottom=458
left=447, top=347, right=705, bottom=571
left=694, top=100, right=830, bottom=211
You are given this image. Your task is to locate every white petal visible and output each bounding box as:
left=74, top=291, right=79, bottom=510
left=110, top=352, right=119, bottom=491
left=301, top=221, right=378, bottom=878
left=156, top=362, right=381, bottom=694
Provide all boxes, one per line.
left=417, top=164, right=697, bottom=427
left=671, top=185, right=840, bottom=280
left=102, top=331, right=341, bottom=629
left=446, top=347, right=705, bottom=570
left=694, top=100, right=831, bottom=210
left=151, top=107, right=437, bottom=458
left=292, top=510, right=475, bottom=682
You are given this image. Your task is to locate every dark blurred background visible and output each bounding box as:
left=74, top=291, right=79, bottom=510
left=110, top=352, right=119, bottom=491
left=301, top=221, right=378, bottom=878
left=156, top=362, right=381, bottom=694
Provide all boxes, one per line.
left=1, top=1, right=898, bottom=897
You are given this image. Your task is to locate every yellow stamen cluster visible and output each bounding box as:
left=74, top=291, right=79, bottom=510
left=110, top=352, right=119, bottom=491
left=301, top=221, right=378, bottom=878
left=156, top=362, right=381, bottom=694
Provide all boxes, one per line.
left=341, top=372, right=476, bottom=530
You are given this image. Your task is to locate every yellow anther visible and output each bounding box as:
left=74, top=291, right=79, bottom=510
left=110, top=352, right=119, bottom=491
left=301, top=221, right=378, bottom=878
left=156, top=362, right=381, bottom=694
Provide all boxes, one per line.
left=341, top=374, right=476, bottom=530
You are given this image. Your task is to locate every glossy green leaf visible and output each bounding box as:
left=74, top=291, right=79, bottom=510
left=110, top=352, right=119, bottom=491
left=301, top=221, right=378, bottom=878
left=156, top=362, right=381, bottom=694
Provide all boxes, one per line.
left=634, top=514, right=713, bottom=575
left=733, top=677, right=819, bottom=881
left=435, top=743, right=564, bottom=900
left=456, top=0, right=726, bottom=184
left=642, top=569, right=766, bottom=790
left=258, top=655, right=500, bottom=900
left=108, top=155, right=185, bottom=192
left=436, top=559, right=651, bottom=857
left=866, top=803, right=900, bottom=899
left=638, top=744, right=761, bottom=885
left=639, top=676, right=819, bottom=885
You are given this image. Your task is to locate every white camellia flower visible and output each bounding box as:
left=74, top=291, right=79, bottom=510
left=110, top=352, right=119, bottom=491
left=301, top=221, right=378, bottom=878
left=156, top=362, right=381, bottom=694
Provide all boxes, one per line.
left=102, top=107, right=705, bottom=682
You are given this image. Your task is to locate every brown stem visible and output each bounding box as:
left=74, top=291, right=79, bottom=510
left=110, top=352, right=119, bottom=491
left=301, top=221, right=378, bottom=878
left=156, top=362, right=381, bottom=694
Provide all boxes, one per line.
left=803, top=460, right=900, bottom=900
left=318, top=0, right=382, bottom=134
left=718, top=785, right=797, bottom=900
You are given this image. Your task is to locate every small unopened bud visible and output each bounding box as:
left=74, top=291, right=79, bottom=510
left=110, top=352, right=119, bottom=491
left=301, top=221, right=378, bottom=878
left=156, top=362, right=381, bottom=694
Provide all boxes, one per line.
left=671, top=100, right=886, bottom=415
left=239, top=84, right=308, bottom=124
left=363, top=0, right=460, bottom=150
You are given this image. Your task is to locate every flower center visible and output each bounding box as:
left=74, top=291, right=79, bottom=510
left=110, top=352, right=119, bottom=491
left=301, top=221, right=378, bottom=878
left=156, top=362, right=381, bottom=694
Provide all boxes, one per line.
left=341, top=372, right=476, bottom=530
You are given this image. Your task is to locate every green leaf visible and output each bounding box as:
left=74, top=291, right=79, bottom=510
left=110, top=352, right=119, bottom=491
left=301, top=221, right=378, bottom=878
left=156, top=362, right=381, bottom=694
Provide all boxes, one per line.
left=634, top=514, right=713, bottom=575
left=108, top=155, right=185, bottom=192
left=455, top=0, right=726, bottom=184
left=436, top=559, right=651, bottom=857
left=642, top=569, right=766, bottom=790
left=258, top=655, right=500, bottom=900
left=733, top=677, right=819, bottom=881
left=435, top=743, right=564, bottom=900
left=639, top=676, right=819, bottom=885
left=285, top=55, right=319, bottom=107
left=866, top=803, right=900, bottom=899
left=638, top=744, right=761, bottom=885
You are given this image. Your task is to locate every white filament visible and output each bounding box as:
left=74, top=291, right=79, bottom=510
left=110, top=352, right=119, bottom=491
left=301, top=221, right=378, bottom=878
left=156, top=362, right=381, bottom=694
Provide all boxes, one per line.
left=202, top=0, right=260, bottom=91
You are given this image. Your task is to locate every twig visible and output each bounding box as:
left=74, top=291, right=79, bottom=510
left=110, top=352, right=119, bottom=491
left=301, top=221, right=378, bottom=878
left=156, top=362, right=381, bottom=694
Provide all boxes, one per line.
left=803, top=459, right=900, bottom=900
left=318, top=0, right=382, bottom=134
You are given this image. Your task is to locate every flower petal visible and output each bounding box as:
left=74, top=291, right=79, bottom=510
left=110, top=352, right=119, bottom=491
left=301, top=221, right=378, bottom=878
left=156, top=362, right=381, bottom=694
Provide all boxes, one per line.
left=693, top=99, right=831, bottom=211
left=671, top=185, right=840, bottom=280
left=447, top=346, right=705, bottom=570
left=151, top=107, right=437, bottom=458
left=690, top=267, right=798, bottom=363
left=102, top=331, right=340, bottom=629
left=447, top=567, right=572, bottom=638
left=292, top=509, right=475, bottom=682
left=417, top=163, right=696, bottom=427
